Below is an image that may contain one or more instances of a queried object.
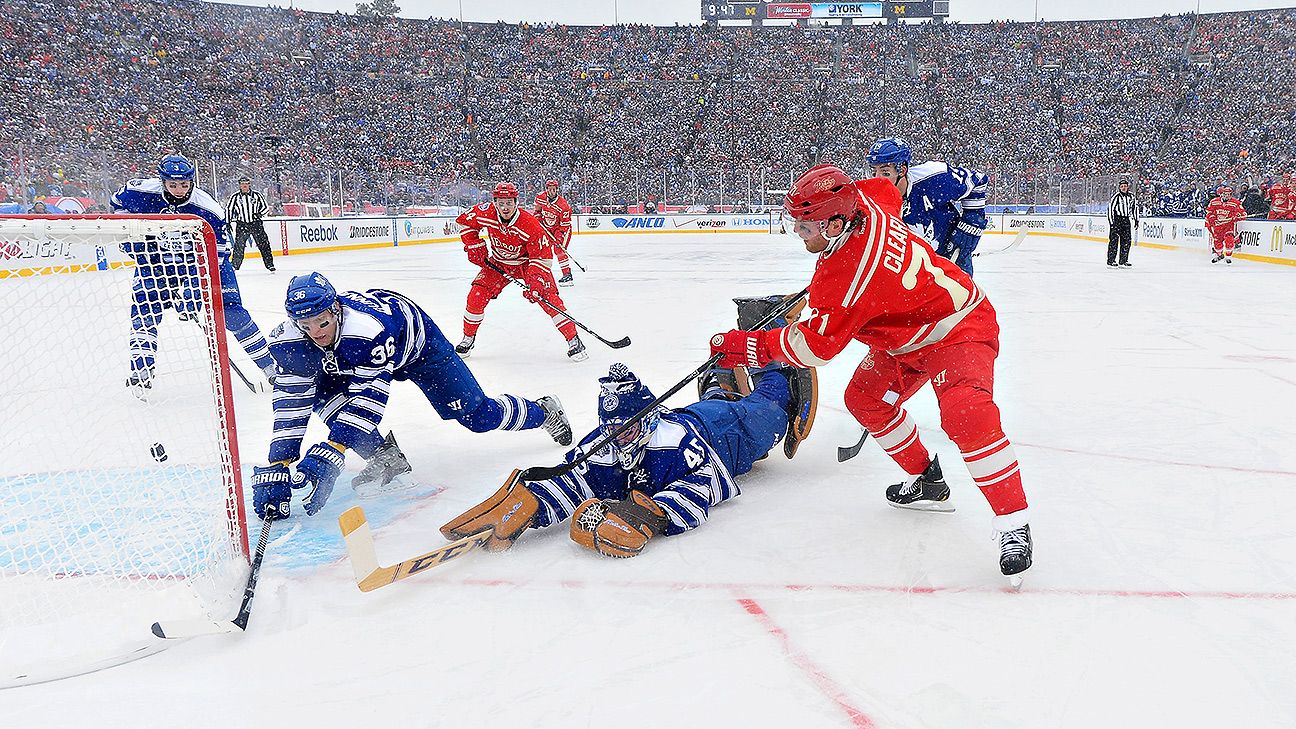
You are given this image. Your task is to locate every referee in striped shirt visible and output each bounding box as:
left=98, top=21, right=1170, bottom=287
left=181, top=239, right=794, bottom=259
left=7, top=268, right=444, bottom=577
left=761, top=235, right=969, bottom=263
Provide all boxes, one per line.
left=226, top=176, right=275, bottom=272
left=1107, top=178, right=1137, bottom=268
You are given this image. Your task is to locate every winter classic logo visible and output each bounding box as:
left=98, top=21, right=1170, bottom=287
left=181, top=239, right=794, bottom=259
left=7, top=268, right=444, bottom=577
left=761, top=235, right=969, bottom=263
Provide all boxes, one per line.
left=585, top=217, right=600, bottom=229
left=601, top=393, right=619, bottom=411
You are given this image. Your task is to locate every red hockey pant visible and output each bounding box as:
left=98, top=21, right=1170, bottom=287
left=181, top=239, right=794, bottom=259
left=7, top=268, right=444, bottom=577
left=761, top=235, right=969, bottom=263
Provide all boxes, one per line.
left=843, top=339, right=1028, bottom=516
left=462, top=262, right=576, bottom=341
left=1210, top=230, right=1237, bottom=256
left=546, top=227, right=572, bottom=276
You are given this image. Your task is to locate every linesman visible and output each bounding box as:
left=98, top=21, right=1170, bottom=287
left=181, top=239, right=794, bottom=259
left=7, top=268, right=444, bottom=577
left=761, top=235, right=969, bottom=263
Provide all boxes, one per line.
left=1107, top=177, right=1137, bottom=268
left=226, top=176, right=275, bottom=272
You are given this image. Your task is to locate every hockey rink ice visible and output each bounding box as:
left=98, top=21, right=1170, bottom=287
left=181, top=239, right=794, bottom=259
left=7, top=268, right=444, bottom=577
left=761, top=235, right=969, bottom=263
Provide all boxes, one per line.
left=5, top=230, right=1295, bottom=728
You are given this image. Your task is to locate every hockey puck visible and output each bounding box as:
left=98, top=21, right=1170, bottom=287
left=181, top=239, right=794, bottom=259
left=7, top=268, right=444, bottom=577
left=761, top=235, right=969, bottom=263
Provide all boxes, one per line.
left=151, top=443, right=168, bottom=462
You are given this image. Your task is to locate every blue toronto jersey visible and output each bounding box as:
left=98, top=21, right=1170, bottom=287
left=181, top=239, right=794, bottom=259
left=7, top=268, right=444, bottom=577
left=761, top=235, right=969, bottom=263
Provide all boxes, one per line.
left=110, top=178, right=232, bottom=259
left=903, top=161, right=989, bottom=251
left=268, top=289, right=450, bottom=462
left=527, top=410, right=740, bottom=536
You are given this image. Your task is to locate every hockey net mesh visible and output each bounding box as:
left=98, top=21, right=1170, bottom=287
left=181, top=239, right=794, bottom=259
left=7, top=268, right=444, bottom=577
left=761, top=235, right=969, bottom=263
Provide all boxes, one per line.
left=0, top=215, right=247, bottom=687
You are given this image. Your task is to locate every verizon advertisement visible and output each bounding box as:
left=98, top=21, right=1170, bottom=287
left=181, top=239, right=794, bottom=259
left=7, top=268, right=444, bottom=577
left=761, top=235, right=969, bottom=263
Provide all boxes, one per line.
left=575, top=213, right=774, bottom=234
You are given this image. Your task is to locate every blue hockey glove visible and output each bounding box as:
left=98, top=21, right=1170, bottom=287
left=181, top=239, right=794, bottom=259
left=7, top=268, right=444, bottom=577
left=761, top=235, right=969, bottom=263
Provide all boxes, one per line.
left=251, top=463, right=292, bottom=521
left=292, top=442, right=345, bottom=516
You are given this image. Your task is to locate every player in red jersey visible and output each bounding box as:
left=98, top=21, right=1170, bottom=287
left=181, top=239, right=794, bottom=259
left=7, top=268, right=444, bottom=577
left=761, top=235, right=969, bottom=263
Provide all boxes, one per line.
left=456, top=182, right=587, bottom=361
left=1205, top=185, right=1247, bottom=265
left=1265, top=174, right=1290, bottom=220
left=707, top=164, right=1033, bottom=584
left=534, top=179, right=575, bottom=286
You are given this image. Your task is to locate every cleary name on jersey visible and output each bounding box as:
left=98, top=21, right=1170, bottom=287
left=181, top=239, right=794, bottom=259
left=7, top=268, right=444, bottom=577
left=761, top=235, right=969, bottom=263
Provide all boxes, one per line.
left=526, top=411, right=739, bottom=535
left=268, top=289, right=449, bottom=462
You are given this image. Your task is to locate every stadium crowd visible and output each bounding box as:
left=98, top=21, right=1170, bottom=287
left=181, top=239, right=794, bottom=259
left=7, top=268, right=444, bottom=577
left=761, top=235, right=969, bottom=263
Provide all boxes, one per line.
left=2, top=0, right=1293, bottom=214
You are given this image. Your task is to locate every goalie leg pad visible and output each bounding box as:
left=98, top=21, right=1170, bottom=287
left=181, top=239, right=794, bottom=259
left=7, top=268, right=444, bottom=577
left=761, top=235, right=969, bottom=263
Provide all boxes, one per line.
left=569, top=491, right=669, bottom=559
left=697, top=367, right=742, bottom=402
left=783, top=366, right=818, bottom=459
left=440, top=470, right=538, bottom=551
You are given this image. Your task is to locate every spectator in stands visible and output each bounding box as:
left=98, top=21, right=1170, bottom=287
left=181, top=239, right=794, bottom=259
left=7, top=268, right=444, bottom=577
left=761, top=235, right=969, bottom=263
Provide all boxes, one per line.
left=30, top=201, right=48, bottom=214
left=1239, top=184, right=1267, bottom=217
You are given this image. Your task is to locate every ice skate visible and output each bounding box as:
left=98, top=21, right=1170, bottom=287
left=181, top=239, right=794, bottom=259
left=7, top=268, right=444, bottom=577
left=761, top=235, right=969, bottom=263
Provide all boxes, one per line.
left=351, top=431, right=415, bottom=498
left=885, top=455, right=954, bottom=512
left=697, top=366, right=742, bottom=401
left=538, top=395, right=573, bottom=446
left=1119, top=261, right=1132, bottom=268
left=566, top=336, right=588, bottom=362
left=455, top=335, right=475, bottom=358
left=557, top=272, right=574, bottom=287
left=1210, top=253, right=1223, bottom=264
left=997, top=522, right=1033, bottom=589
left=1225, top=256, right=1234, bottom=265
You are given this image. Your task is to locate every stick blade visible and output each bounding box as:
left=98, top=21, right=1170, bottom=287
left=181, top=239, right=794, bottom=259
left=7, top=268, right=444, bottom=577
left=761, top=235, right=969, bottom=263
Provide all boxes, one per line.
left=339, top=506, right=381, bottom=584
left=607, top=336, right=632, bottom=349
left=151, top=619, right=240, bottom=639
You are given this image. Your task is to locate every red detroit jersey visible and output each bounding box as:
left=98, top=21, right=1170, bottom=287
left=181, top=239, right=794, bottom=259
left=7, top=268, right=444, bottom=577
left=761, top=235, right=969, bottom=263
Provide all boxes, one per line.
left=533, top=192, right=572, bottom=232
left=457, top=202, right=552, bottom=265
left=763, top=178, right=994, bottom=367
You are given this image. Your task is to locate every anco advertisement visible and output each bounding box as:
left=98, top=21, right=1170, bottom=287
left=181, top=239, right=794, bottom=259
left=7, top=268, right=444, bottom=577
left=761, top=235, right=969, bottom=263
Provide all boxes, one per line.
left=575, top=213, right=772, bottom=234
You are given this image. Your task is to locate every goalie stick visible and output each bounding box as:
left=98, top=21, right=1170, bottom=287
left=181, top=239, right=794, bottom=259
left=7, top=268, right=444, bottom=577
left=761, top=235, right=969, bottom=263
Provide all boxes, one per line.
left=518, top=288, right=809, bottom=483
left=971, top=230, right=1027, bottom=258
left=151, top=513, right=274, bottom=639
left=339, top=506, right=493, bottom=592
left=483, top=260, right=630, bottom=349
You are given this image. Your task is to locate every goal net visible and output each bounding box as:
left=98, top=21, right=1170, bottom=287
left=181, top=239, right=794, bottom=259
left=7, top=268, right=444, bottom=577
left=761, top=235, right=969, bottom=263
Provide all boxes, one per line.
left=0, top=214, right=248, bottom=688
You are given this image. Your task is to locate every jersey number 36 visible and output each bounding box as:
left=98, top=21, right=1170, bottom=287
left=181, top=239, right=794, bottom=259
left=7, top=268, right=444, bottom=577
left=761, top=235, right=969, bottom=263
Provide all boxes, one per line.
left=370, top=337, right=397, bottom=365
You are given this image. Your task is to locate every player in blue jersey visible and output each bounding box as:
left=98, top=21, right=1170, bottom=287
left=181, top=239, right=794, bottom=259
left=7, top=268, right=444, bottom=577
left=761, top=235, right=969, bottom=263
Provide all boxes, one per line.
left=867, top=137, right=989, bottom=276
left=441, top=298, right=818, bottom=558
left=111, top=154, right=276, bottom=391
left=250, top=272, right=574, bottom=521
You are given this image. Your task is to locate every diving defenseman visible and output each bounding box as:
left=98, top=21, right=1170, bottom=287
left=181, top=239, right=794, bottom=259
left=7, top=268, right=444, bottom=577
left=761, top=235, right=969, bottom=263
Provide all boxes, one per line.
left=250, top=273, right=574, bottom=521
left=111, top=154, right=276, bottom=392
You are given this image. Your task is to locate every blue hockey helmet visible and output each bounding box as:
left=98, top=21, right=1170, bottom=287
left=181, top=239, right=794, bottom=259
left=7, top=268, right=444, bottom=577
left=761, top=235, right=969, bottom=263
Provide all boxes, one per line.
left=285, top=272, right=338, bottom=320
left=866, top=137, right=912, bottom=167
left=157, top=154, right=196, bottom=181
left=597, top=363, right=660, bottom=470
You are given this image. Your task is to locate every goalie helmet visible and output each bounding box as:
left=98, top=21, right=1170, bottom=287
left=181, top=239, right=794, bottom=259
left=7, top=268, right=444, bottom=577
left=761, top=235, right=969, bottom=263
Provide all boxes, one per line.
left=597, top=363, right=660, bottom=470
left=493, top=182, right=519, bottom=199
left=285, top=272, right=338, bottom=320
left=866, top=137, right=912, bottom=167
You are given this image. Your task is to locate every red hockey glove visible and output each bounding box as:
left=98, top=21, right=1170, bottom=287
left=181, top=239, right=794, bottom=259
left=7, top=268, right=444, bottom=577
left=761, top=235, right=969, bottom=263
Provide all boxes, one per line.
left=709, top=329, right=771, bottom=369
left=466, top=246, right=487, bottom=267
left=522, top=269, right=550, bottom=304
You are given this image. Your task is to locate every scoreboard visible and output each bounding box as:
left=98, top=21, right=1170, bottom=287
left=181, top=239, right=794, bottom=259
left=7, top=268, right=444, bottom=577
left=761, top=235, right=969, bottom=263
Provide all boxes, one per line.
left=702, top=1, right=943, bottom=21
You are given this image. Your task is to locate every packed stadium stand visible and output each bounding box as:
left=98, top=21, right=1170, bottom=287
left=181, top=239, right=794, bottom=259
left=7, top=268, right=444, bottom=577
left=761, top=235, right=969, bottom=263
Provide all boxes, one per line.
left=1, top=0, right=1293, bottom=213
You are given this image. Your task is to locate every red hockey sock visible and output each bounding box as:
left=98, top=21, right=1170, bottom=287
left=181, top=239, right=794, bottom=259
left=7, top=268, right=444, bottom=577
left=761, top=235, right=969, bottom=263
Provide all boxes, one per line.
left=959, top=434, right=1028, bottom=515
left=866, top=408, right=932, bottom=476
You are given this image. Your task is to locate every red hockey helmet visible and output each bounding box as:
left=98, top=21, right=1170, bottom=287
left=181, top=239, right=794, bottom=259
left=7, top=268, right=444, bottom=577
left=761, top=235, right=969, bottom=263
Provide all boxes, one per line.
left=492, top=182, right=519, bottom=199
left=1217, top=185, right=1233, bottom=195
left=783, top=164, right=860, bottom=222
left=545, top=179, right=560, bottom=188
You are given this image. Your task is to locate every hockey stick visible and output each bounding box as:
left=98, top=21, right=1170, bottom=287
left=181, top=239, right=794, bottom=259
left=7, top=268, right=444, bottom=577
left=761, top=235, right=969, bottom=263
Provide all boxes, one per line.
left=483, top=260, right=629, bottom=349
left=837, top=429, right=871, bottom=462
left=151, top=513, right=274, bottom=639
left=227, top=357, right=259, bottom=393
left=338, top=506, right=493, bottom=592
left=519, top=288, right=810, bottom=483
left=971, top=230, right=1027, bottom=258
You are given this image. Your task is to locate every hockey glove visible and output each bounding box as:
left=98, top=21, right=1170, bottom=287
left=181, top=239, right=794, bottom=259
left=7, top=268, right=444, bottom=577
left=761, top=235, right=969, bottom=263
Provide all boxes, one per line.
left=709, top=329, right=771, bottom=369
left=292, top=442, right=345, bottom=516
left=251, top=464, right=292, bottom=521
left=466, top=246, right=487, bottom=267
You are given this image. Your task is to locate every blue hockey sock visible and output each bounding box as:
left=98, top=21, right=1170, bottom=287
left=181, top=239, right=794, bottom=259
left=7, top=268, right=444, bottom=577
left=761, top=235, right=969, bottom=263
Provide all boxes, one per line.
left=458, top=395, right=545, bottom=432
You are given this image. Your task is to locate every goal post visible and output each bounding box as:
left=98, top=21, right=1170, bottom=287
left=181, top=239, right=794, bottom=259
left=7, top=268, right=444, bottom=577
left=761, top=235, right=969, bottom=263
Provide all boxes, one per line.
left=0, top=214, right=248, bottom=688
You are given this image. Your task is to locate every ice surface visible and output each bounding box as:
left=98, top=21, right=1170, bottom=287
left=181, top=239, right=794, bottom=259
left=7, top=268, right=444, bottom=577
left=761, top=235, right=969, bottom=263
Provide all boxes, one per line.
left=4, top=232, right=1294, bottom=728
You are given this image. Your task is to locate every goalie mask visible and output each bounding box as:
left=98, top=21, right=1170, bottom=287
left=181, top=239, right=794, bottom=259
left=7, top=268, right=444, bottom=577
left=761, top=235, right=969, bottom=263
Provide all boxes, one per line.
left=597, top=363, right=660, bottom=470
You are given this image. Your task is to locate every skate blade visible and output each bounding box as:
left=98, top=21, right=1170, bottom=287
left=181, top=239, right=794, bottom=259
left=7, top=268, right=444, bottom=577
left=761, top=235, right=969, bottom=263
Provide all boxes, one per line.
left=1007, top=574, right=1025, bottom=590
left=568, top=352, right=589, bottom=363
left=888, top=500, right=956, bottom=513
left=352, top=473, right=417, bottom=499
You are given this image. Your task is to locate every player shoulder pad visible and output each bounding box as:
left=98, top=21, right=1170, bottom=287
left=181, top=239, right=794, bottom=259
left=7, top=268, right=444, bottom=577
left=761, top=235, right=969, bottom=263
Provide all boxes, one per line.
left=649, top=416, right=694, bottom=452
left=185, top=188, right=227, bottom=221
left=268, top=319, right=304, bottom=345
left=337, top=304, right=386, bottom=344
left=856, top=177, right=903, bottom=217
left=907, top=161, right=949, bottom=187
left=126, top=177, right=164, bottom=194
left=476, top=202, right=490, bottom=212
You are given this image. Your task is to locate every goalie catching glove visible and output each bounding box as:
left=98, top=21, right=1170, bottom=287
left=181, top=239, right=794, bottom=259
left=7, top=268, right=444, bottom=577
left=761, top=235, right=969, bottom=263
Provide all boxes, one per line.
left=569, top=491, right=669, bottom=558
